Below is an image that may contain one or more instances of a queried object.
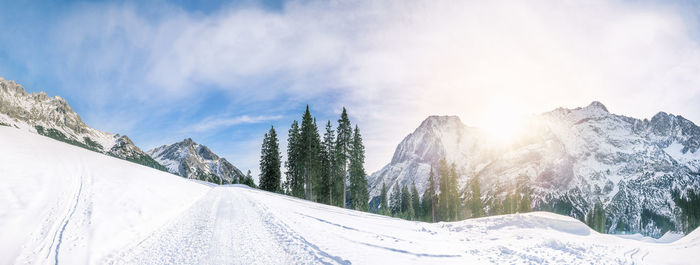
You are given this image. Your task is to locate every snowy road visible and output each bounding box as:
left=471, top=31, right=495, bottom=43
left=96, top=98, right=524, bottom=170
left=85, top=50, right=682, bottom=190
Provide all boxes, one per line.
left=2, top=126, right=700, bottom=264
left=108, top=186, right=346, bottom=264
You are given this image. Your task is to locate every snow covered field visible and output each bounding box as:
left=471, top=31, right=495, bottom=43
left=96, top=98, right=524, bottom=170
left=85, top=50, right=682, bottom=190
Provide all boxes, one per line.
left=1, top=126, right=698, bottom=265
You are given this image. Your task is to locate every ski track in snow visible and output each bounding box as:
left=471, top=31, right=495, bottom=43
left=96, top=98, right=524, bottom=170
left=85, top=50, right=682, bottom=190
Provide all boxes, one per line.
left=52, top=175, right=84, bottom=265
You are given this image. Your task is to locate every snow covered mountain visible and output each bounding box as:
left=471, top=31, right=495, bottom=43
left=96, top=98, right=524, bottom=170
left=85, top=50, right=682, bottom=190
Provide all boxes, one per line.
left=0, top=77, right=166, bottom=171
left=369, top=101, right=700, bottom=236
left=147, top=138, right=245, bottom=184
left=1, top=125, right=698, bottom=264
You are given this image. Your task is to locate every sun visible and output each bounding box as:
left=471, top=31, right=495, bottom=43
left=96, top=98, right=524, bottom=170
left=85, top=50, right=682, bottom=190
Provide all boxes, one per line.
left=477, top=103, right=528, bottom=144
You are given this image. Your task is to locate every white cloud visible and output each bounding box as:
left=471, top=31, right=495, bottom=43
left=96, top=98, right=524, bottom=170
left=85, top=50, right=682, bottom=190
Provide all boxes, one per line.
left=188, top=115, right=282, bottom=133
left=45, top=0, right=700, bottom=173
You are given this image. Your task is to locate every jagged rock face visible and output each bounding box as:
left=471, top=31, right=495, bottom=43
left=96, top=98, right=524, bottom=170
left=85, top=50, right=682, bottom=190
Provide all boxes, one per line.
left=0, top=77, right=166, bottom=171
left=368, top=101, right=700, bottom=236
left=147, top=138, right=244, bottom=184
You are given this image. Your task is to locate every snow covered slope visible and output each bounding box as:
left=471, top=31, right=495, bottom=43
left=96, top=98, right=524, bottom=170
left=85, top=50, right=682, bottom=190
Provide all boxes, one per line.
left=147, top=138, right=245, bottom=184
left=0, top=77, right=166, bottom=171
left=1, top=126, right=699, bottom=264
left=369, top=102, right=700, bottom=236
left=0, top=126, right=210, bottom=264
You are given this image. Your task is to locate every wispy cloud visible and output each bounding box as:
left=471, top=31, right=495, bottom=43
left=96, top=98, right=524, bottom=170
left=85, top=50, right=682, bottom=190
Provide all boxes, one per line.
left=3, top=0, right=700, bottom=174
left=188, top=115, right=282, bottom=133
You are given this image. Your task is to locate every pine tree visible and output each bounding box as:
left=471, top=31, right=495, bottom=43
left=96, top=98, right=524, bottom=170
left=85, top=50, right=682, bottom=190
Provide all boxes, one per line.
left=299, top=105, right=321, bottom=201
left=519, top=187, right=532, bottom=213
left=407, top=195, right=415, bottom=220
left=335, top=107, right=352, bottom=208
left=319, top=121, right=335, bottom=205
left=242, top=170, right=256, bottom=188
left=421, top=189, right=432, bottom=221
left=285, top=120, right=304, bottom=198
left=587, top=201, right=607, bottom=233
left=448, top=163, right=459, bottom=221
left=595, top=202, right=606, bottom=233
left=437, top=159, right=460, bottom=221
left=469, top=176, right=483, bottom=218
left=390, top=181, right=401, bottom=215
left=259, top=126, right=281, bottom=192
left=503, top=192, right=513, bottom=214
left=349, top=126, right=369, bottom=211
left=380, top=182, right=389, bottom=215
left=426, top=167, right=437, bottom=222
left=401, top=184, right=410, bottom=215
left=490, top=198, right=502, bottom=216
left=438, top=159, right=449, bottom=221
left=410, top=182, right=420, bottom=220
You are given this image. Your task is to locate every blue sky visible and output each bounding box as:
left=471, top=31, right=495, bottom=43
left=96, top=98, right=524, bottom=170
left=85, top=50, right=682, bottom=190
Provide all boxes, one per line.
left=2, top=0, right=700, bottom=180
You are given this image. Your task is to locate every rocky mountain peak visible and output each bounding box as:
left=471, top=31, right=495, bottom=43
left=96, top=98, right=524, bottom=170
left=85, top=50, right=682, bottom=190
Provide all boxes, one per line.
left=418, top=115, right=462, bottom=130
left=147, top=138, right=244, bottom=185
left=116, top=135, right=135, bottom=145
left=586, top=101, right=608, bottom=112
left=0, top=78, right=28, bottom=97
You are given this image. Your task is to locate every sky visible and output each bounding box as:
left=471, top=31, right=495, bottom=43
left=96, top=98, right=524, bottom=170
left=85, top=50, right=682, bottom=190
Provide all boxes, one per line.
left=2, top=0, right=700, bottom=182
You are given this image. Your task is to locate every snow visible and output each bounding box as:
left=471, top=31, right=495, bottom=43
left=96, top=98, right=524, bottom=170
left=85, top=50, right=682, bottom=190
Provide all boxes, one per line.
left=665, top=142, right=700, bottom=172
left=1, top=126, right=699, bottom=264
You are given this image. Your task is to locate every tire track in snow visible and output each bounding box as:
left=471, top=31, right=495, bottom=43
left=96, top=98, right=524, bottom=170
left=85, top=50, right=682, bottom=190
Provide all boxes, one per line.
left=107, top=187, right=221, bottom=264
left=245, top=195, right=351, bottom=265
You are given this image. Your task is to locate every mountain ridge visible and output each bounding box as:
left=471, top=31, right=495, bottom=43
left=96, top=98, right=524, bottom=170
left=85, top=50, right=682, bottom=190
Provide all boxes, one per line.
left=369, top=101, right=700, bottom=236
left=0, top=77, right=166, bottom=171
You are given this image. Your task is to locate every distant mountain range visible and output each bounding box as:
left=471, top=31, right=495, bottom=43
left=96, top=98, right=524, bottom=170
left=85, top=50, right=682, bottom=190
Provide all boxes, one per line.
left=368, top=101, right=700, bottom=236
left=0, top=77, right=244, bottom=185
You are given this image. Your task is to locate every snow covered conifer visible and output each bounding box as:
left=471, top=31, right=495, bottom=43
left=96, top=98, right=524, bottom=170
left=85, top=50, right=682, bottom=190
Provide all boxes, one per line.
left=390, top=181, right=401, bottom=215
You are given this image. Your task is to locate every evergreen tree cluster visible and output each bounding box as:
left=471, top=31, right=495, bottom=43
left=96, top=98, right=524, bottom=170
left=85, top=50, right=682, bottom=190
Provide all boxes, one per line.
left=277, top=106, right=369, bottom=210
left=378, top=158, right=523, bottom=223
left=384, top=181, right=420, bottom=220
left=486, top=177, right=532, bottom=216
left=672, top=189, right=700, bottom=234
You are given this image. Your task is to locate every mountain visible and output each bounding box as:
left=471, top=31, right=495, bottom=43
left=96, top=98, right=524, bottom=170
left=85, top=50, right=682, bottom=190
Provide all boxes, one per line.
left=147, top=138, right=245, bottom=184
left=368, top=101, right=700, bottom=237
left=0, top=77, right=167, bottom=171
left=2, top=125, right=698, bottom=264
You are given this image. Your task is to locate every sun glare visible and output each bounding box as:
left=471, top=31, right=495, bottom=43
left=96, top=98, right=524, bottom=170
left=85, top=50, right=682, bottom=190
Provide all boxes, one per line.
left=477, top=103, right=528, bottom=144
